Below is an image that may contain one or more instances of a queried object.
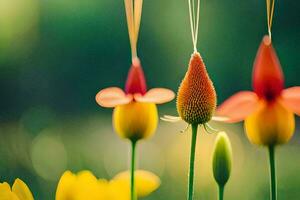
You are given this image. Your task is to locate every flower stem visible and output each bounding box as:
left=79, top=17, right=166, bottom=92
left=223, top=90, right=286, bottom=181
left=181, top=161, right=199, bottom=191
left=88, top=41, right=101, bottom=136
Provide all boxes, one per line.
left=218, top=185, right=224, bottom=200
left=268, top=145, right=277, bottom=200
left=187, top=124, right=198, bottom=200
left=131, top=140, right=137, bottom=200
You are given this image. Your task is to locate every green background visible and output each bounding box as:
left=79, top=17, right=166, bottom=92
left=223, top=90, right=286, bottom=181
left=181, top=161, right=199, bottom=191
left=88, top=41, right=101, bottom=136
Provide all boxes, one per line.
left=0, top=0, right=299, bottom=199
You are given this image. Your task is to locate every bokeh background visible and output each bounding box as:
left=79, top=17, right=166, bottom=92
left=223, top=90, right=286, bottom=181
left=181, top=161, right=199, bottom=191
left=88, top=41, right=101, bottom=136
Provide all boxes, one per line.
left=0, top=0, right=299, bottom=199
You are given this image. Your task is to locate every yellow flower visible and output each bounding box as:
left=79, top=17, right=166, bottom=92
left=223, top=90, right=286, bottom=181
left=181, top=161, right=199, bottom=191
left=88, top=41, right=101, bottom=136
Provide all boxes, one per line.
left=56, top=170, right=160, bottom=200
left=245, top=99, right=295, bottom=145
left=0, top=179, right=34, bottom=200
left=113, top=102, right=158, bottom=140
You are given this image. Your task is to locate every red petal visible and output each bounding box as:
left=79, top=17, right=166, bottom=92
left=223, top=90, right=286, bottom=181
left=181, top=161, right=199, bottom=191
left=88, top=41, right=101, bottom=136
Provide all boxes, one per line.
left=134, top=88, right=175, bottom=104
left=125, top=57, right=147, bottom=95
left=282, top=87, right=300, bottom=116
left=95, top=87, right=133, bottom=108
left=253, top=36, right=284, bottom=101
left=216, top=91, right=259, bottom=123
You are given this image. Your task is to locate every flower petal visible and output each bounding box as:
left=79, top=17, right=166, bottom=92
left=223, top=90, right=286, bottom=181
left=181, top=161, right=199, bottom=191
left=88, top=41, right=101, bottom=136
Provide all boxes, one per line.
left=253, top=36, right=284, bottom=101
left=113, top=170, right=160, bottom=198
left=211, top=116, right=231, bottom=122
left=95, top=87, right=133, bottom=108
left=12, top=179, right=34, bottom=200
left=134, top=88, right=175, bottom=104
left=125, top=58, right=147, bottom=95
left=216, top=91, right=259, bottom=123
left=282, top=87, right=300, bottom=116
left=160, top=115, right=182, bottom=122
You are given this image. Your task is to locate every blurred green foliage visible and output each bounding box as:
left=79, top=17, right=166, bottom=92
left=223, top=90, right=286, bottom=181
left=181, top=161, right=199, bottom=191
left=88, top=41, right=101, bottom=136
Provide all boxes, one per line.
left=0, top=0, right=299, bottom=199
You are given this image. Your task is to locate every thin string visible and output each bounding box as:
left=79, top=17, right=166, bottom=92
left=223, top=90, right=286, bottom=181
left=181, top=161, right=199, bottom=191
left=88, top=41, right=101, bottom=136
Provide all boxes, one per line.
left=266, top=0, right=276, bottom=40
left=124, top=0, right=143, bottom=59
left=188, top=0, right=200, bottom=52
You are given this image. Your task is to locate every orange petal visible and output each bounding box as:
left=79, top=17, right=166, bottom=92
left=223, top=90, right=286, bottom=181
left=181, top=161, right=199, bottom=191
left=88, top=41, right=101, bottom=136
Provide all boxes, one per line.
left=253, top=36, right=284, bottom=101
left=217, top=91, right=259, bottom=123
left=134, top=88, right=175, bottom=104
left=282, top=87, right=300, bottom=116
left=95, top=87, right=133, bottom=108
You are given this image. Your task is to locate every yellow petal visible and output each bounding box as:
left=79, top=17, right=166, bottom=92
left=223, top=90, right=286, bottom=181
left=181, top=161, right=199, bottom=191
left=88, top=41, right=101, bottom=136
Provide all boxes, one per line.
left=56, top=171, right=77, bottom=200
left=113, top=102, right=158, bottom=140
left=245, top=99, right=295, bottom=146
left=56, top=171, right=108, bottom=200
left=12, top=179, right=34, bottom=200
left=113, top=170, right=160, bottom=198
left=108, top=180, right=130, bottom=200
left=0, top=182, right=19, bottom=200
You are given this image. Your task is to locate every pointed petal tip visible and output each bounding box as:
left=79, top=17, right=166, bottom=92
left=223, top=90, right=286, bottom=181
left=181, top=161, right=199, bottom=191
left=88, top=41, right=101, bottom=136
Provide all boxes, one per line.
left=263, top=35, right=272, bottom=46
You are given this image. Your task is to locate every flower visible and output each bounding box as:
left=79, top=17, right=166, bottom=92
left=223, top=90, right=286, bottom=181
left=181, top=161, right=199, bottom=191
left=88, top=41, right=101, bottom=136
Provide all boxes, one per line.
left=217, top=35, right=300, bottom=146
left=177, top=52, right=217, bottom=125
left=55, top=170, right=160, bottom=200
left=212, top=132, right=232, bottom=188
left=0, top=178, right=34, bottom=200
left=96, top=57, right=175, bottom=141
left=161, top=52, right=227, bottom=130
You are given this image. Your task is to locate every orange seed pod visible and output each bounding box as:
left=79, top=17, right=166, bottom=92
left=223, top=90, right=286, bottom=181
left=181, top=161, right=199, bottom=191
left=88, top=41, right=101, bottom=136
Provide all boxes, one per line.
left=177, top=52, right=217, bottom=125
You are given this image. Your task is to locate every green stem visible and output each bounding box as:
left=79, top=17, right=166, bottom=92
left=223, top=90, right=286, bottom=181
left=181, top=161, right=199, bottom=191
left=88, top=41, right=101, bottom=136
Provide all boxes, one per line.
left=187, top=124, right=198, bottom=200
left=218, top=185, right=224, bottom=200
left=131, top=140, right=137, bottom=200
left=268, top=145, right=277, bottom=200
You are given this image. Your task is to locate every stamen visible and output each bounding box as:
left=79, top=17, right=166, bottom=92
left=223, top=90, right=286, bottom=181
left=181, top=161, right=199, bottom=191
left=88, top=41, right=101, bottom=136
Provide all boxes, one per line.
left=180, top=124, right=191, bottom=133
left=203, top=123, right=219, bottom=134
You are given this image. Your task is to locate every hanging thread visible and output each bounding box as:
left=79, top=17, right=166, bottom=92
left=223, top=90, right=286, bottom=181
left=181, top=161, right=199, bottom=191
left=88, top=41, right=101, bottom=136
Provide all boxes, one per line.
left=124, top=0, right=143, bottom=59
left=266, top=0, right=276, bottom=40
left=188, top=0, right=200, bottom=52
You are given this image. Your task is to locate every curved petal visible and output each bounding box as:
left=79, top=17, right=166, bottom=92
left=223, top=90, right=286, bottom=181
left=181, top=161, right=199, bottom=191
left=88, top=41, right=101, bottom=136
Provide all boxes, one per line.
left=216, top=91, right=259, bottom=123
left=160, top=115, right=182, bottom=122
left=95, top=87, right=133, bottom=108
left=12, top=179, right=34, bottom=200
left=211, top=116, right=231, bottom=122
left=282, top=87, right=300, bottom=116
left=134, top=88, right=175, bottom=104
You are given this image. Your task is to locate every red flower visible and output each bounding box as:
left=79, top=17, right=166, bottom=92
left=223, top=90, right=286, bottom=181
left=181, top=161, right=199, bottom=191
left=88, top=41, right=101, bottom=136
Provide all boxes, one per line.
left=217, top=36, right=300, bottom=145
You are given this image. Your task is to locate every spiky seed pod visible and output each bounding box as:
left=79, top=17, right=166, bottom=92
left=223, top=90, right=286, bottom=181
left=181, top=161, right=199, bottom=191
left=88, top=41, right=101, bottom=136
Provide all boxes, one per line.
left=177, top=52, right=217, bottom=125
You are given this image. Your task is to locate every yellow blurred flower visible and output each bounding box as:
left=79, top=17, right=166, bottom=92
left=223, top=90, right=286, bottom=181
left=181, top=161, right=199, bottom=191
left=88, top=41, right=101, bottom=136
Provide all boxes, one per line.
left=245, top=100, right=295, bottom=145
left=56, top=170, right=160, bottom=200
left=0, top=179, right=34, bottom=200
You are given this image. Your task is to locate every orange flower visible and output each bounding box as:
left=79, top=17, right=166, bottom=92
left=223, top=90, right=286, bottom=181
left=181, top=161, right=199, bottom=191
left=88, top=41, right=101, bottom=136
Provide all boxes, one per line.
left=217, top=36, right=300, bottom=146
left=96, top=58, right=174, bottom=140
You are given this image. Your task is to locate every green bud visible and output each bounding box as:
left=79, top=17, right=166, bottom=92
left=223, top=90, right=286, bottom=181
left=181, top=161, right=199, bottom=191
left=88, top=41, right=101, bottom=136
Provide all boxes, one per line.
left=212, top=132, right=232, bottom=187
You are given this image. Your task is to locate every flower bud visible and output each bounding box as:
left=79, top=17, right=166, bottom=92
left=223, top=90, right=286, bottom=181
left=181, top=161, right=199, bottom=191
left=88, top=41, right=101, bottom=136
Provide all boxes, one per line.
left=212, top=132, right=232, bottom=187
left=245, top=100, right=295, bottom=146
left=113, top=102, right=158, bottom=141
left=177, top=52, right=216, bottom=125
